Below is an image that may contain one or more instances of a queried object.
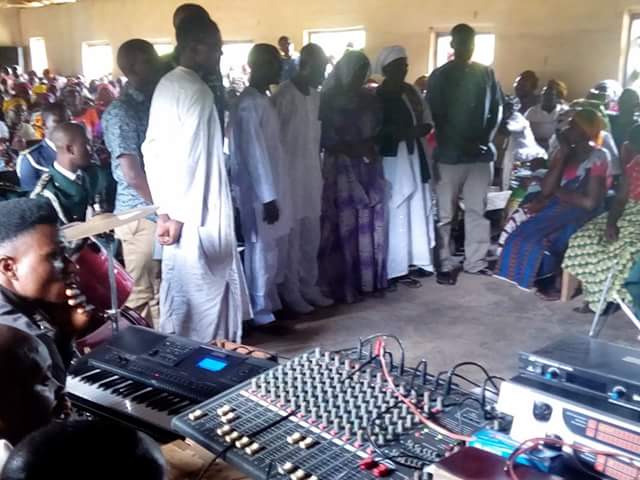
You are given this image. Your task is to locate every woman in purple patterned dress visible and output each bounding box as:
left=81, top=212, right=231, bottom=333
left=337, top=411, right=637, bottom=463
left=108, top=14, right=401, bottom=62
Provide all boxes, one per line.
left=318, top=51, right=387, bottom=303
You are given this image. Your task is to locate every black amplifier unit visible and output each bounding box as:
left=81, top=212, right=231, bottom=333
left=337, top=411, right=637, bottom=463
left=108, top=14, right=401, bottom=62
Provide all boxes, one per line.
left=519, top=336, right=640, bottom=412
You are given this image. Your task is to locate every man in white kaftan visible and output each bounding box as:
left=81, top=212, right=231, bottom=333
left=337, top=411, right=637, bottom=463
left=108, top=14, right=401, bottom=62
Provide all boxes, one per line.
left=142, top=16, right=249, bottom=342
left=229, top=44, right=291, bottom=326
left=271, top=44, right=333, bottom=313
left=375, top=46, right=436, bottom=280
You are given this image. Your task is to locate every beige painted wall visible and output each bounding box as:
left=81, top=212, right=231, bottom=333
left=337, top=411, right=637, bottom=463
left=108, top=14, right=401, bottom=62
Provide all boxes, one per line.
left=0, top=8, right=21, bottom=46
left=10, top=0, right=640, bottom=98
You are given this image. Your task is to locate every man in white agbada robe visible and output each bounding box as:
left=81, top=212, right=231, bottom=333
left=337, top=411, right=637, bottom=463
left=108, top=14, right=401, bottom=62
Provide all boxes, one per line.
left=374, top=46, right=435, bottom=280
left=272, top=44, right=333, bottom=313
left=142, top=16, right=250, bottom=342
left=229, top=44, right=291, bottom=327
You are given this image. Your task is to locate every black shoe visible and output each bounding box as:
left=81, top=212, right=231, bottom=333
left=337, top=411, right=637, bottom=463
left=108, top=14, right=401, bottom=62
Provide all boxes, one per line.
left=464, top=267, right=494, bottom=276
left=246, top=322, right=296, bottom=337
left=436, top=271, right=457, bottom=286
left=410, top=267, right=434, bottom=278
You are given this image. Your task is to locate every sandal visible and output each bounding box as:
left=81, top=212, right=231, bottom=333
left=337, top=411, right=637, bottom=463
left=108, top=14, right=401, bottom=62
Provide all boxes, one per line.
left=573, top=303, right=593, bottom=314
left=535, top=289, right=561, bottom=301
left=397, top=277, right=422, bottom=289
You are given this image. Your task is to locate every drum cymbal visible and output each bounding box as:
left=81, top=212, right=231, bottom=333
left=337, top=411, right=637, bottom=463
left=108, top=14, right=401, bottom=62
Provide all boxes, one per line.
left=61, top=206, right=158, bottom=241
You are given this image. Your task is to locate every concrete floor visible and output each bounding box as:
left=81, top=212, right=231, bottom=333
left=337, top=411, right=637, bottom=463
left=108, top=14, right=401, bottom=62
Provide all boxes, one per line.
left=248, top=274, right=640, bottom=382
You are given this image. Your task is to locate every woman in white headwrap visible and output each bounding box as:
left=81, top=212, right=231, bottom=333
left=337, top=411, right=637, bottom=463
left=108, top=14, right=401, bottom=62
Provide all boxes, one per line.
left=318, top=51, right=388, bottom=303
left=375, top=46, right=436, bottom=282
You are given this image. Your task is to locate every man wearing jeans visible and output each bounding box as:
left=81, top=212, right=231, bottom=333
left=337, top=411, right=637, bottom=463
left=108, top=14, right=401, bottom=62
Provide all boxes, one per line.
left=103, top=40, right=162, bottom=325
left=427, top=24, right=502, bottom=286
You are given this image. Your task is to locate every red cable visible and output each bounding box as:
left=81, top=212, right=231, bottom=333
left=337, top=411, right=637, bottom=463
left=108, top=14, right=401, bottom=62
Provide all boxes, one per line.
left=376, top=338, right=472, bottom=442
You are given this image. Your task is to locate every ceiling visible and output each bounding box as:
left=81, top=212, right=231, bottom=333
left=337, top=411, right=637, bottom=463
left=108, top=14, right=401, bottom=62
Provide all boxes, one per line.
left=1, top=0, right=76, bottom=7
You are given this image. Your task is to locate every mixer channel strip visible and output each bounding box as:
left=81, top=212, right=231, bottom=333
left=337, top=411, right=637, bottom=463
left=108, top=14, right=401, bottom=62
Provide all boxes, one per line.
left=172, top=348, right=492, bottom=479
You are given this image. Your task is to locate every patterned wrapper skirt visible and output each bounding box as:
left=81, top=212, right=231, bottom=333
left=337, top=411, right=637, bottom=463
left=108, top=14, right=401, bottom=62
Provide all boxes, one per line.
left=563, top=201, right=640, bottom=309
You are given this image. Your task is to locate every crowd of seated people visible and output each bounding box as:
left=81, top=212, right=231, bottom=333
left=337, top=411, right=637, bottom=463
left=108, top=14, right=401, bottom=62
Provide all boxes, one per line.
left=496, top=72, right=640, bottom=311
left=0, top=1, right=639, bottom=476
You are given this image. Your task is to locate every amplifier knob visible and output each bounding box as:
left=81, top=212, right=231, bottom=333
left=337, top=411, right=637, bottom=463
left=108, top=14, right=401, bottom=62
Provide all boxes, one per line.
left=533, top=401, right=553, bottom=422
left=609, top=386, right=627, bottom=401
left=544, top=368, right=560, bottom=380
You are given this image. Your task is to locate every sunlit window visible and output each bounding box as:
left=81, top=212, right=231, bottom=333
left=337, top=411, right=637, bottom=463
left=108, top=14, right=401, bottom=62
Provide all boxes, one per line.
left=434, top=33, right=496, bottom=68
left=29, top=37, right=48, bottom=75
left=624, top=16, right=640, bottom=88
left=81, top=41, right=113, bottom=81
left=152, top=41, right=174, bottom=57
left=221, top=41, right=254, bottom=89
left=306, top=27, right=366, bottom=66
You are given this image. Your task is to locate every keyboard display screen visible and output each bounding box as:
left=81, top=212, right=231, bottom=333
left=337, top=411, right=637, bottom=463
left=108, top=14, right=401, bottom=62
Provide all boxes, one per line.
left=197, top=357, right=228, bottom=372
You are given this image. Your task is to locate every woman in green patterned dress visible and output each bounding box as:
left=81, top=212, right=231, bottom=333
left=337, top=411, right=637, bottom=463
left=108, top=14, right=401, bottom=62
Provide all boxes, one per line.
left=563, top=124, right=640, bottom=312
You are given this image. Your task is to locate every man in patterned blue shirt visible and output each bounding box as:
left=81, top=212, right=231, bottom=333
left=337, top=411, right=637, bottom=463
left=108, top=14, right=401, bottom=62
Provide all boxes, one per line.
left=103, top=39, right=162, bottom=326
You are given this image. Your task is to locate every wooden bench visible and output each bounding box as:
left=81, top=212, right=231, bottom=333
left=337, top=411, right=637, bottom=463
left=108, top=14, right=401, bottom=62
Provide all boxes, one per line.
left=561, top=270, right=581, bottom=302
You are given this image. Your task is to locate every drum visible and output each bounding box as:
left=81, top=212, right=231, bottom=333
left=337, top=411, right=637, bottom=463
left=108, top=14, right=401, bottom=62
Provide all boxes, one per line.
left=76, top=307, right=152, bottom=354
left=73, top=240, right=133, bottom=311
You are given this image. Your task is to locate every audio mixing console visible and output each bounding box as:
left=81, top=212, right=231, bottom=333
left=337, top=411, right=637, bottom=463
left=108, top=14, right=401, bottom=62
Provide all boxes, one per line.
left=173, top=341, right=508, bottom=479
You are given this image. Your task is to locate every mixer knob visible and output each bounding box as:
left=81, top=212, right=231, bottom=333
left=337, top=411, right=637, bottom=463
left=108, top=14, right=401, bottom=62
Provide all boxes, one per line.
left=435, top=396, right=444, bottom=411
left=333, top=418, right=341, bottom=432
left=235, top=436, right=252, bottom=449
left=375, top=373, right=383, bottom=384
left=321, top=413, right=330, bottom=426
left=405, top=416, right=413, bottom=429
left=344, top=424, right=352, bottom=439
left=216, top=424, right=233, bottom=436
left=291, top=469, right=307, bottom=480
left=287, top=432, right=304, bottom=444
left=384, top=414, right=392, bottom=426
left=188, top=409, right=207, bottom=421
left=281, top=462, right=296, bottom=474
left=245, top=443, right=262, bottom=456
left=300, top=437, right=317, bottom=449
left=324, top=351, right=331, bottom=363
left=401, top=404, right=409, bottom=417
left=311, top=407, right=319, bottom=422
left=392, top=409, right=400, bottom=423
left=221, top=412, right=237, bottom=423
left=397, top=423, right=404, bottom=434
left=356, top=430, right=365, bottom=445
left=377, top=433, right=386, bottom=446
left=250, top=379, right=259, bottom=391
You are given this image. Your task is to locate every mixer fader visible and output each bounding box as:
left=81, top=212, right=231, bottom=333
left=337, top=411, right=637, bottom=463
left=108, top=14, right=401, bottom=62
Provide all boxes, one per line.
left=173, top=345, right=501, bottom=479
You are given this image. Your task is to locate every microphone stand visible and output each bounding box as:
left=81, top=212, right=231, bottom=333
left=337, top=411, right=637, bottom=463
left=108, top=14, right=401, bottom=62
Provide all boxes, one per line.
left=101, top=232, right=120, bottom=335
